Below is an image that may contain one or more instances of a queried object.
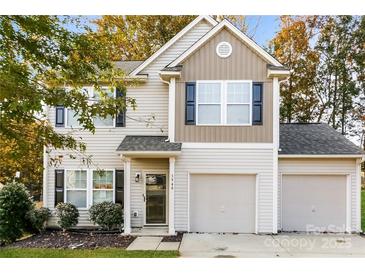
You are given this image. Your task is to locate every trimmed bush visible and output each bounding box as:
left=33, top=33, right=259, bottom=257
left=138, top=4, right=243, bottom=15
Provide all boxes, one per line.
left=0, top=182, right=34, bottom=243
left=55, top=203, right=79, bottom=230
left=25, top=207, right=51, bottom=233
left=89, top=202, right=123, bottom=231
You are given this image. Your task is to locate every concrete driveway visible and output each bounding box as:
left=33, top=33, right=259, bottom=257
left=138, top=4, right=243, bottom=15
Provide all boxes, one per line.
left=179, top=233, right=365, bottom=258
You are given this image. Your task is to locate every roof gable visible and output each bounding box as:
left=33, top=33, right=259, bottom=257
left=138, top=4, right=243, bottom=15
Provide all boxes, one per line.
left=129, top=15, right=217, bottom=76
left=168, top=19, right=282, bottom=68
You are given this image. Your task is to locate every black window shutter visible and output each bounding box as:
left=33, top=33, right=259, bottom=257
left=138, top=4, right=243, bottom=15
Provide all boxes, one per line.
left=252, top=82, right=263, bottom=125
left=185, top=82, right=196, bottom=125
left=115, top=170, right=124, bottom=206
left=55, top=170, right=65, bottom=206
left=116, top=88, right=126, bottom=127
left=55, top=106, right=65, bottom=127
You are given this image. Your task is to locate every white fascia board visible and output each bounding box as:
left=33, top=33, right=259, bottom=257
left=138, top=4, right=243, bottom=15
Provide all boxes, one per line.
left=267, top=69, right=290, bottom=78
left=278, top=154, right=364, bottom=159
left=182, top=143, right=274, bottom=149
left=169, top=19, right=283, bottom=68
left=129, top=15, right=217, bottom=76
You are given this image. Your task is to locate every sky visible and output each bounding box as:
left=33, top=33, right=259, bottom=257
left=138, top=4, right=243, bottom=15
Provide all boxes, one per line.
left=67, top=16, right=280, bottom=48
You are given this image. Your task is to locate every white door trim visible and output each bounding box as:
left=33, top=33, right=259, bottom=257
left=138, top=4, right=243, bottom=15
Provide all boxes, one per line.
left=279, top=173, right=351, bottom=233
left=187, top=171, right=259, bottom=234
left=142, top=170, right=169, bottom=226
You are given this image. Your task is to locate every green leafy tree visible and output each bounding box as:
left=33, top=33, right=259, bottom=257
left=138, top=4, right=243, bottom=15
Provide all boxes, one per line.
left=0, top=16, right=135, bottom=170
left=270, top=16, right=320, bottom=123
left=315, top=16, right=361, bottom=135
left=94, top=15, right=248, bottom=61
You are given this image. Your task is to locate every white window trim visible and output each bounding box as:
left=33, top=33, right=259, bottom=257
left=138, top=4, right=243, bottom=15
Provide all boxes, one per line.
left=90, top=169, right=115, bottom=207
left=64, top=86, right=116, bottom=129
left=64, top=169, right=89, bottom=210
left=196, top=80, right=252, bottom=126
left=64, top=169, right=116, bottom=209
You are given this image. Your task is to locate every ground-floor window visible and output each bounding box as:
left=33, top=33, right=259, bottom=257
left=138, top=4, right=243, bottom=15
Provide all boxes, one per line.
left=64, top=169, right=115, bottom=208
left=65, top=170, right=87, bottom=208
left=92, top=170, right=114, bottom=204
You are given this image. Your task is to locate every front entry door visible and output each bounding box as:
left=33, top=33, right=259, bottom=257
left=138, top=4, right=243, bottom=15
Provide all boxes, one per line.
left=145, top=173, right=167, bottom=224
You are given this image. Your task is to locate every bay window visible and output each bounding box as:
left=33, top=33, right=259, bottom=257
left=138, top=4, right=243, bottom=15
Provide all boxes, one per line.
left=196, top=80, right=252, bottom=125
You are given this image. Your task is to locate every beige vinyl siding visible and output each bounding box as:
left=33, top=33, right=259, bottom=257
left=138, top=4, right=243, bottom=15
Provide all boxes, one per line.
left=278, top=158, right=360, bottom=232
left=45, top=20, right=213, bottom=227
left=130, top=158, right=169, bottom=228
left=175, top=28, right=273, bottom=143
left=174, top=147, right=274, bottom=233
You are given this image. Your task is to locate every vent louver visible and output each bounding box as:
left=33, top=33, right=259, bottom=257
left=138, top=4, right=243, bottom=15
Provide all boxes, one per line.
left=216, top=41, right=232, bottom=58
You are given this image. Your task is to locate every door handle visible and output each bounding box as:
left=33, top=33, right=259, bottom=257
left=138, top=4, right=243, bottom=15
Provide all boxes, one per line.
left=143, top=194, right=146, bottom=202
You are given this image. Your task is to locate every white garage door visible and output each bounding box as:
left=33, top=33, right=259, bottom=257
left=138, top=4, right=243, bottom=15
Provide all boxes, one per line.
left=282, top=175, right=347, bottom=232
left=190, top=174, right=256, bottom=233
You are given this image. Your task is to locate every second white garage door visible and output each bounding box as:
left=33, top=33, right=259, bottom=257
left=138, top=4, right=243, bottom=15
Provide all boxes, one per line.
left=189, top=174, right=256, bottom=233
left=281, top=175, right=348, bottom=232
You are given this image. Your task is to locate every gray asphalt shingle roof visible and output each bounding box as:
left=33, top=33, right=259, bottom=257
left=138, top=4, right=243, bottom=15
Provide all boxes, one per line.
left=116, top=136, right=182, bottom=152
left=279, top=123, right=363, bottom=155
left=114, top=61, right=144, bottom=74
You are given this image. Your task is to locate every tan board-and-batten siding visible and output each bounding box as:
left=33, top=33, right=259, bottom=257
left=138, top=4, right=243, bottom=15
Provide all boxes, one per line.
left=175, top=28, right=273, bottom=143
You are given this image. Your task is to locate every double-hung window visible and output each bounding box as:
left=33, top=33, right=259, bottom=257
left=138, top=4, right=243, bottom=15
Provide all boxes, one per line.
left=196, top=80, right=252, bottom=125
left=65, top=170, right=87, bottom=208
left=197, top=82, right=222, bottom=124
left=93, top=87, right=115, bottom=127
left=92, top=170, right=114, bottom=204
left=65, top=86, right=115, bottom=128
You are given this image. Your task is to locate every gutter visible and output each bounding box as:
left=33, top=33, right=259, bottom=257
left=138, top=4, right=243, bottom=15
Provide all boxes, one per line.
left=278, top=154, right=364, bottom=159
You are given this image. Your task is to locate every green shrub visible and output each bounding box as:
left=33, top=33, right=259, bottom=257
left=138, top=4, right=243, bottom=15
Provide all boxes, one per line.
left=25, top=207, right=51, bottom=233
left=55, top=203, right=79, bottom=230
left=89, top=202, right=123, bottom=230
left=0, top=182, right=34, bottom=243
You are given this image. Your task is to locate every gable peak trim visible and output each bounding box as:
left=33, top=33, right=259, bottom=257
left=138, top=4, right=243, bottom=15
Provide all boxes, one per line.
left=168, top=19, right=283, bottom=67
left=129, top=15, right=217, bottom=76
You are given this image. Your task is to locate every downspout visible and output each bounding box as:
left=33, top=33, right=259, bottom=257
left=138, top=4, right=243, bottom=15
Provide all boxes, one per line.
left=42, top=105, right=49, bottom=208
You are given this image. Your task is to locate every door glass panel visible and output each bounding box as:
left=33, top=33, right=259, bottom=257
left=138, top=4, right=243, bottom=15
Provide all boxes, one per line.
left=146, top=174, right=166, bottom=224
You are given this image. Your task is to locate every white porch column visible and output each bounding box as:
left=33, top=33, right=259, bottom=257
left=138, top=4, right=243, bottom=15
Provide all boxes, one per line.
left=168, top=77, right=176, bottom=142
left=168, top=157, right=176, bottom=235
left=272, top=77, right=280, bottom=234
left=123, top=157, right=131, bottom=234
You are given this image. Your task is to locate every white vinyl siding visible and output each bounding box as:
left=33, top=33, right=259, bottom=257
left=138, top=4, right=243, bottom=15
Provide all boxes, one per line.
left=278, top=158, right=361, bottom=232
left=174, top=146, right=274, bottom=233
left=46, top=19, right=212, bottom=227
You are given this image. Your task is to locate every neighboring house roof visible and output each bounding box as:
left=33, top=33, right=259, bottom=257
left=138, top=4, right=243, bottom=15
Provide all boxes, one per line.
left=129, top=15, right=218, bottom=76
left=115, top=60, right=144, bottom=74
left=279, top=123, right=364, bottom=155
left=168, top=18, right=283, bottom=68
left=117, top=136, right=182, bottom=152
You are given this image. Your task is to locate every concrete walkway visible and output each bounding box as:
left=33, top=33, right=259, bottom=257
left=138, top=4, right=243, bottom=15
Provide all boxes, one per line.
left=179, top=233, right=365, bottom=258
left=126, top=236, right=180, bottom=251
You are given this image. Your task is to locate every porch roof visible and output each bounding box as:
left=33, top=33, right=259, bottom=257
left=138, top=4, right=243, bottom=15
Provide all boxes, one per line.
left=117, top=135, right=182, bottom=157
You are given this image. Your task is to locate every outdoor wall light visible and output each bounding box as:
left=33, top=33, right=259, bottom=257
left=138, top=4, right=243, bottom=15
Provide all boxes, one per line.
left=135, top=172, right=141, bottom=182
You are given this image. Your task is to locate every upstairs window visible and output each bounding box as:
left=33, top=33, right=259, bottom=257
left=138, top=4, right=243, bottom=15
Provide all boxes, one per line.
left=65, top=87, right=115, bottom=128
left=196, top=80, right=252, bottom=125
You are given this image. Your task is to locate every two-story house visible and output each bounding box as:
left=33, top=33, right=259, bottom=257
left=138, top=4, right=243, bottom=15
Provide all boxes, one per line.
left=44, top=15, right=364, bottom=235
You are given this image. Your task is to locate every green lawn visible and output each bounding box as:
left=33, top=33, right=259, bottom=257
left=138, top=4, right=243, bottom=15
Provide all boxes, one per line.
left=361, top=190, right=365, bottom=232
left=0, top=248, right=179, bottom=258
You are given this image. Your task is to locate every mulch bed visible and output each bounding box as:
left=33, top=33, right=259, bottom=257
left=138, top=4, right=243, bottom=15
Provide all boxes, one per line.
left=8, top=230, right=135, bottom=249
left=161, top=232, right=183, bottom=242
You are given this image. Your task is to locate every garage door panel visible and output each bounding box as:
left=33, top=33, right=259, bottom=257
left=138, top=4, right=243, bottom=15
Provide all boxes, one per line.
left=190, top=174, right=256, bottom=233
left=282, top=175, right=347, bottom=232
